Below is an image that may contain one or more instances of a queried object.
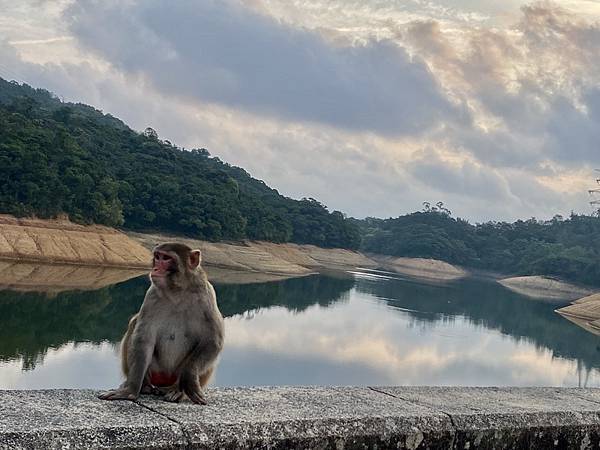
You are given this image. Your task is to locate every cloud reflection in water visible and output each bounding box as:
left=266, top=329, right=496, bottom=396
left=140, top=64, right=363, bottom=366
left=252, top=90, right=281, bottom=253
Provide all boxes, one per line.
left=1, top=271, right=600, bottom=389
left=217, top=291, right=600, bottom=387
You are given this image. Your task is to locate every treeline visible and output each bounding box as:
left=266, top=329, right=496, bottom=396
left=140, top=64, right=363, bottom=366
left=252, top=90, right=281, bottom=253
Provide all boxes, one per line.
left=0, top=79, right=360, bottom=249
left=357, top=204, right=600, bottom=286
left=4, top=78, right=600, bottom=286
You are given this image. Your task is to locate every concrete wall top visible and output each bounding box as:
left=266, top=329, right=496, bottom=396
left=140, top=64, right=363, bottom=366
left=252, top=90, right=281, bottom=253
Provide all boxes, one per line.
left=2, top=386, right=600, bottom=449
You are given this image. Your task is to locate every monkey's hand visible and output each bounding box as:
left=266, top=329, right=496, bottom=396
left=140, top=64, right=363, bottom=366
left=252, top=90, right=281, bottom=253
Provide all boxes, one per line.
left=97, top=387, right=138, bottom=401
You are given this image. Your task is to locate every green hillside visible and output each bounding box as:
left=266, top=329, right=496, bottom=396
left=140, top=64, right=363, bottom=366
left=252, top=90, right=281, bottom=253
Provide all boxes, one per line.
left=357, top=204, right=600, bottom=286
left=3, top=77, right=600, bottom=287
left=0, top=78, right=360, bottom=249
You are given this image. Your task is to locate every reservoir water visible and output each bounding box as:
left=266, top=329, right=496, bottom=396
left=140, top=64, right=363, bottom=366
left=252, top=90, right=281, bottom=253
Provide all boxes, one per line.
left=1, top=266, right=599, bottom=389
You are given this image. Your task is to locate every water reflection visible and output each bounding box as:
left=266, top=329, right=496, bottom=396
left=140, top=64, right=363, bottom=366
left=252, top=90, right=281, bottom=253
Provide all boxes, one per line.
left=354, top=274, right=600, bottom=369
left=0, top=270, right=353, bottom=372
left=0, top=260, right=146, bottom=293
left=1, top=263, right=600, bottom=389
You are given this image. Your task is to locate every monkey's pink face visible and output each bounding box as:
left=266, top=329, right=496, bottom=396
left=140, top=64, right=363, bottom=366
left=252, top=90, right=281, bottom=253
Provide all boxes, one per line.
left=151, top=251, right=176, bottom=284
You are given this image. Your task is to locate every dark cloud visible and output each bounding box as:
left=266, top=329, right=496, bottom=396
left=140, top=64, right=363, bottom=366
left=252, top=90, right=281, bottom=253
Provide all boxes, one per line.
left=408, top=148, right=509, bottom=200
left=2, top=1, right=597, bottom=222
left=65, top=0, right=464, bottom=136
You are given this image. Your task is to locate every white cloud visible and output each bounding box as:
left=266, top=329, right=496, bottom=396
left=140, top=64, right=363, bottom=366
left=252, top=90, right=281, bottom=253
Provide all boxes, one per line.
left=1, top=0, right=600, bottom=221
left=219, top=292, right=599, bottom=386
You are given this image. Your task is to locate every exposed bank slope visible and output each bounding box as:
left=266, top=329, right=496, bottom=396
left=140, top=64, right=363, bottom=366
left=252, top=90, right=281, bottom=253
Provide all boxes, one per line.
left=498, top=276, right=595, bottom=302
left=128, top=231, right=468, bottom=281
left=129, top=231, right=377, bottom=275
left=0, top=215, right=150, bottom=268
left=0, top=216, right=468, bottom=284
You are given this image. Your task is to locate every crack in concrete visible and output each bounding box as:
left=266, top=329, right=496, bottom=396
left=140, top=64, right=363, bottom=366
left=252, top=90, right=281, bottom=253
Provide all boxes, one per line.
left=367, top=386, right=399, bottom=399
left=571, top=392, right=600, bottom=409
left=134, top=400, right=192, bottom=449
left=368, top=387, right=458, bottom=448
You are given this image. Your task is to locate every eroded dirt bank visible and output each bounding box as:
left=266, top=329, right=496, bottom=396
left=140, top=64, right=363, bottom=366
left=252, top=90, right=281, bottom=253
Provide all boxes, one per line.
left=0, top=216, right=469, bottom=291
left=498, top=275, right=594, bottom=302
left=128, top=231, right=468, bottom=281
left=0, top=215, right=150, bottom=268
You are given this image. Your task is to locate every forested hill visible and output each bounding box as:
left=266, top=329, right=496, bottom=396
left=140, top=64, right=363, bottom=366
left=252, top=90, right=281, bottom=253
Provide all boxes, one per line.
left=357, top=204, right=600, bottom=287
left=0, top=78, right=360, bottom=249
left=4, top=78, right=600, bottom=287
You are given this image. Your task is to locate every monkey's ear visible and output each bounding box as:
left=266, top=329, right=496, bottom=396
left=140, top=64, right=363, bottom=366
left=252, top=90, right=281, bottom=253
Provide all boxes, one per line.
left=189, top=250, right=202, bottom=269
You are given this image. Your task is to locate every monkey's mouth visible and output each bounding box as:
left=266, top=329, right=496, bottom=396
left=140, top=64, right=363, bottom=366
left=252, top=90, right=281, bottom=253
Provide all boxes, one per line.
left=151, top=268, right=168, bottom=278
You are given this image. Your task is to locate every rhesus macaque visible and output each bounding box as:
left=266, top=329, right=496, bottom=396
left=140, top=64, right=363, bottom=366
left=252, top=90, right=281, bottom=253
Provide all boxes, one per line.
left=98, top=243, right=224, bottom=404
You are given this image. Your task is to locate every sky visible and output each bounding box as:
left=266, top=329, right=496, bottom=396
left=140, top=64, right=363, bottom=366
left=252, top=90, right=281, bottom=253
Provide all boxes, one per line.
left=2, top=0, right=600, bottom=222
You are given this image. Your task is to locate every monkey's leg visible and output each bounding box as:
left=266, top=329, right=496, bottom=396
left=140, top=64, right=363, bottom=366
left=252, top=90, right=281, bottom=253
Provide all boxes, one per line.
left=198, top=366, right=214, bottom=388
left=140, top=373, right=156, bottom=395
left=177, top=342, right=221, bottom=405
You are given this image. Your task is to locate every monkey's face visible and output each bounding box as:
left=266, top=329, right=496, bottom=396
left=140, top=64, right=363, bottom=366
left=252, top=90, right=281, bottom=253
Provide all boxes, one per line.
left=151, top=250, right=178, bottom=287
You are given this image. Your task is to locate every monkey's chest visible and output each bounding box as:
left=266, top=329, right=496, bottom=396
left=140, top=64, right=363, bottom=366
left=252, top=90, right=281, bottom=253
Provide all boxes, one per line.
left=155, top=330, right=189, bottom=353
left=152, top=324, right=194, bottom=370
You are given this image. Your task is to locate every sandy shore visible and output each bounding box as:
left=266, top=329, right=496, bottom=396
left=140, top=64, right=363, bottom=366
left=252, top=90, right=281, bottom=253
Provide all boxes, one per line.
left=498, top=276, right=595, bottom=302
left=6, top=216, right=599, bottom=302
left=370, top=255, right=468, bottom=281
left=0, top=215, right=474, bottom=292
left=0, top=215, right=150, bottom=268
left=128, top=231, right=469, bottom=282
left=555, top=293, right=600, bottom=336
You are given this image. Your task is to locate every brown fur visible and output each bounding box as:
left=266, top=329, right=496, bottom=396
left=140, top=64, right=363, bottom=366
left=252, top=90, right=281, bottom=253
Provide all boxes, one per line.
left=98, top=243, right=224, bottom=404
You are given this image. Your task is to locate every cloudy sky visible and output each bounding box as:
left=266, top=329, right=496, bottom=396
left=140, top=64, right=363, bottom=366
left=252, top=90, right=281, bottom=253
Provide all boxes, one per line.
left=2, top=0, right=600, bottom=222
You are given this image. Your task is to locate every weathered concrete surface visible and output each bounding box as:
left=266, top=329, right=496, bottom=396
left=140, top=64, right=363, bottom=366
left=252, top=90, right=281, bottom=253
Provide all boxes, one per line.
left=376, top=387, right=600, bottom=449
left=3, top=387, right=600, bottom=449
left=0, top=390, right=184, bottom=450
left=137, top=386, right=452, bottom=449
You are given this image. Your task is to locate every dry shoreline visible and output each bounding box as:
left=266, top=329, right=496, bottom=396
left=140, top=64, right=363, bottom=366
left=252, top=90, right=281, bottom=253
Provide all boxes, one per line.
left=0, top=215, right=150, bottom=269
left=2, top=216, right=596, bottom=301
left=0, top=216, right=469, bottom=291
left=126, top=231, right=469, bottom=282
left=498, top=276, right=595, bottom=302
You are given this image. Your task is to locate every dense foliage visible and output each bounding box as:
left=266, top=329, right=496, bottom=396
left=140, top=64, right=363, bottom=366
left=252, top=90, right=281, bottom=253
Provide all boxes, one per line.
left=3, top=78, right=600, bottom=285
left=358, top=204, right=600, bottom=286
left=0, top=79, right=360, bottom=248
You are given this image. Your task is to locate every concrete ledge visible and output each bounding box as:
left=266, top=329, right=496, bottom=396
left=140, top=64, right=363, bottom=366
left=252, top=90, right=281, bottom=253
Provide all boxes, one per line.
left=2, top=387, right=600, bottom=449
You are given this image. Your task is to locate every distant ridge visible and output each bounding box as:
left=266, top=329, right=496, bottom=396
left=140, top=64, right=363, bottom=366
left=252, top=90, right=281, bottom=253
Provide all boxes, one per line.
left=0, top=78, right=360, bottom=249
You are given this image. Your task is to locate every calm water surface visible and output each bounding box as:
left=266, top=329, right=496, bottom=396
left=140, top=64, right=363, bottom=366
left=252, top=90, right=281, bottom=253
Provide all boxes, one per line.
left=1, top=267, right=599, bottom=389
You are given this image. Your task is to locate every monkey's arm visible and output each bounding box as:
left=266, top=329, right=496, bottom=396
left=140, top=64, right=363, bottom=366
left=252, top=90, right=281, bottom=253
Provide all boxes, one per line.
left=98, top=328, right=155, bottom=401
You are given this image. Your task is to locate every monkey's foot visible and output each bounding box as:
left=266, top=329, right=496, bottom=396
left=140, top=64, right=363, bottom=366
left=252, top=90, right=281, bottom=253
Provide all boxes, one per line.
left=163, top=386, right=187, bottom=403
left=163, top=388, right=207, bottom=404
left=162, top=385, right=206, bottom=404
left=186, top=388, right=208, bottom=405
left=141, top=383, right=159, bottom=395
left=97, top=388, right=138, bottom=401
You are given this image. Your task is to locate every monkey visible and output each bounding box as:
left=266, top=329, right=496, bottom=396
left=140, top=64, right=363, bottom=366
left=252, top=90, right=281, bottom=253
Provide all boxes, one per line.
left=98, top=242, right=224, bottom=404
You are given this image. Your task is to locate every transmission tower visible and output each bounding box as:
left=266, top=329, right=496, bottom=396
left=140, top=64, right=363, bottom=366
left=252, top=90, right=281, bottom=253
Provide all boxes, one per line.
left=589, top=169, right=600, bottom=214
